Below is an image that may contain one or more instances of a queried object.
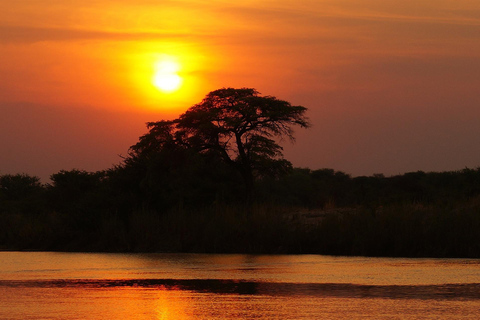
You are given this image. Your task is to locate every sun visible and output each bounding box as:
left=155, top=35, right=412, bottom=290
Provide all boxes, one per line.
left=152, top=59, right=182, bottom=93
left=129, top=50, right=205, bottom=111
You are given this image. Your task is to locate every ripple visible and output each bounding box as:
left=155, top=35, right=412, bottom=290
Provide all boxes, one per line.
left=1, top=279, right=480, bottom=300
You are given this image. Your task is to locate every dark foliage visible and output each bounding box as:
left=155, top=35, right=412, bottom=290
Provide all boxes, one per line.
left=2, top=167, right=480, bottom=256
left=0, top=174, right=45, bottom=215
left=1, top=88, right=480, bottom=257
left=129, top=88, right=309, bottom=204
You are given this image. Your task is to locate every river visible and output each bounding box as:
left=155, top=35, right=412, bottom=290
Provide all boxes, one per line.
left=1, top=252, right=479, bottom=319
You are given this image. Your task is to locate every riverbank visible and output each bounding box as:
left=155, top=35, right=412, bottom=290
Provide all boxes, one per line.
left=2, top=199, right=480, bottom=258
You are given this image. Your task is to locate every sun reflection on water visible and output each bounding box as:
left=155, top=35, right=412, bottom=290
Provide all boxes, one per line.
left=2, top=253, right=480, bottom=319
left=154, top=287, right=192, bottom=320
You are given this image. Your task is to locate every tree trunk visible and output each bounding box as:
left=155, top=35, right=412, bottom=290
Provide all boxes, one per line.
left=235, top=132, right=254, bottom=208
left=241, top=166, right=254, bottom=207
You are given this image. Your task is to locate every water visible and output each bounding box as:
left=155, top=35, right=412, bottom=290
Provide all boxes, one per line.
left=1, top=252, right=480, bottom=319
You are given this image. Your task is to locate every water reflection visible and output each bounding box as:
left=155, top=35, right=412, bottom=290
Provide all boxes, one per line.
left=1, top=278, right=480, bottom=300
left=1, top=252, right=480, bottom=319
left=3, top=282, right=480, bottom=320
left=3, top=252, right=480, bottom=285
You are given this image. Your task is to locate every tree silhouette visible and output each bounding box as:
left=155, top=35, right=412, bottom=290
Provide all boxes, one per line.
left=130, top=88, right=309, bottom=203
left=0, top=174, right=44, bottom=215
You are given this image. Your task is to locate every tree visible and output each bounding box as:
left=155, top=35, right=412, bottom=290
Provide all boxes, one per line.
left=0, top=174, right=45, bottom=215
left=129, top=87, right=309, bottom=203
left=0, top=174, right=43, bottom=202
left=47, top=169, right=106, bottom=219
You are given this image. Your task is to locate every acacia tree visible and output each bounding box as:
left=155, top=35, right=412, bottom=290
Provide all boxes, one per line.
left=130, top=87, right=309, bottom=203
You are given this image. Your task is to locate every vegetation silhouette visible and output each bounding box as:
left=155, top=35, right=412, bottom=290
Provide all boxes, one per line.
left=1, top=88, right=480, bottom=257
left=128, top=88, right=309, bottom=205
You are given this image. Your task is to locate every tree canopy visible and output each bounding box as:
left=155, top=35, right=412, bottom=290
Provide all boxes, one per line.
left=128, top=88, right=310, bottom=202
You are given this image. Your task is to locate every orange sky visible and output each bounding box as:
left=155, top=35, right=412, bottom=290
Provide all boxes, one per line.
left=2, top=0, right=480, bottom=181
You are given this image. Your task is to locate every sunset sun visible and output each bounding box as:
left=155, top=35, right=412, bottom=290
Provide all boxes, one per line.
left=152, top=58, right=182, bottom=92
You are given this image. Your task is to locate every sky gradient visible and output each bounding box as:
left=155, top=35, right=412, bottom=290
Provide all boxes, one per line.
left=2, top=0, right=480, bottom=181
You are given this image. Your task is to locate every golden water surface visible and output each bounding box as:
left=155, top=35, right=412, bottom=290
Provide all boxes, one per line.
left=1, top=252, right=479, bottom=319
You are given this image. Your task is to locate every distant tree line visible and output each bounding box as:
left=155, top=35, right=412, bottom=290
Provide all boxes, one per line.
left=1, top=88, right=480, bottom=257
left=259, top=167, right=480, bottom=208
left=2, top=167, right=480, bottom=218
left=1, top=166, right=480, bottom=256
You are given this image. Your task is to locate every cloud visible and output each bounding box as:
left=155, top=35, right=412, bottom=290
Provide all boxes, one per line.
left=212, top=1, right=480, bottom=28
left=0, top=25, right=200, bottom=44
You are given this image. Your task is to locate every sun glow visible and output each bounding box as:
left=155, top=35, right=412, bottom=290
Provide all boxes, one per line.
left=127, top=48, right=208, bottom=112
left=152, top=58, right=182, bottom=92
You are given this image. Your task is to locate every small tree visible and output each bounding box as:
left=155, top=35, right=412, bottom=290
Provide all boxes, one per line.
left=130, top=87, right=309, bottom=203
left=0, top=174, right=45, bottom=215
